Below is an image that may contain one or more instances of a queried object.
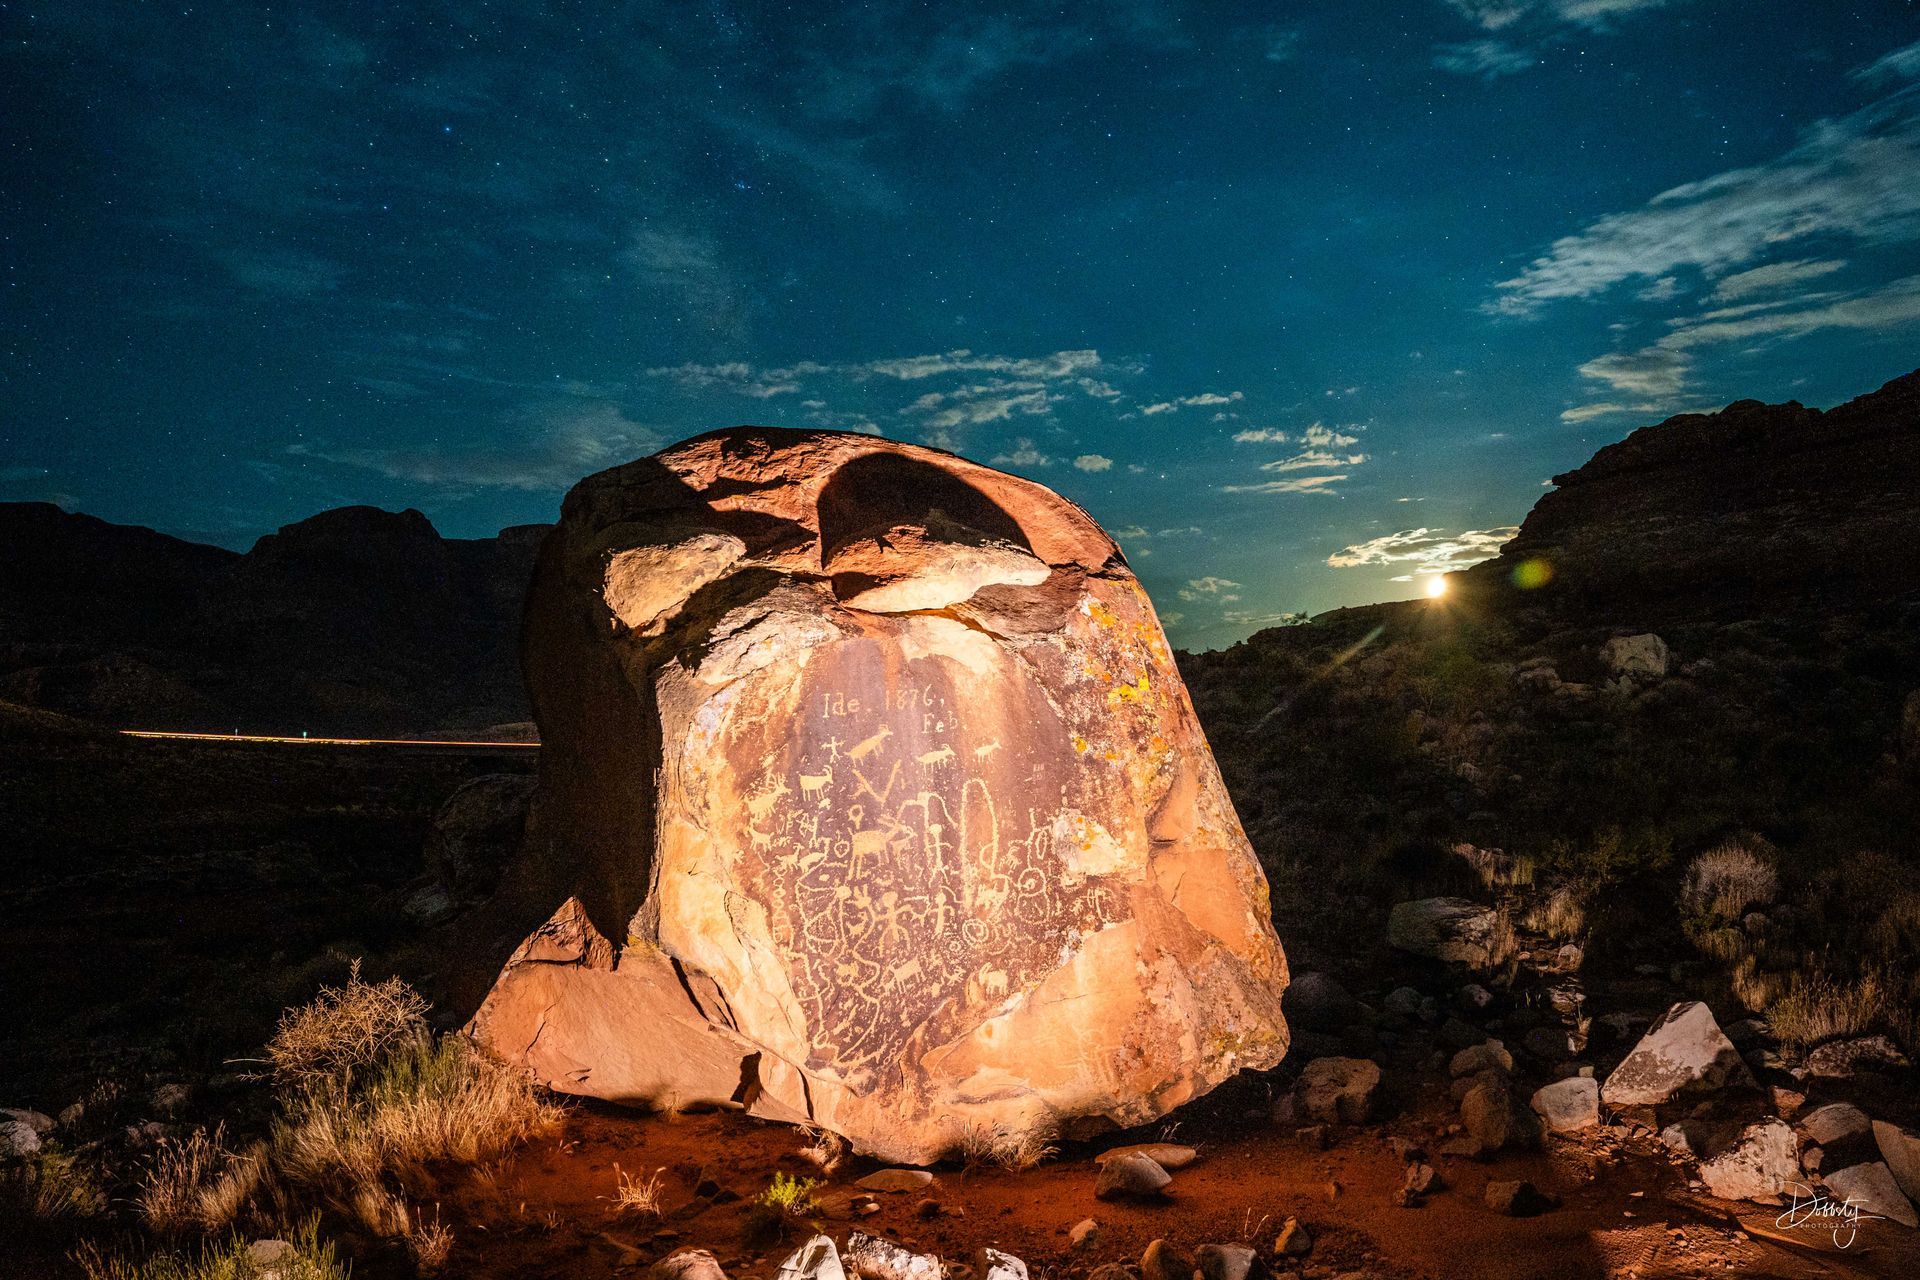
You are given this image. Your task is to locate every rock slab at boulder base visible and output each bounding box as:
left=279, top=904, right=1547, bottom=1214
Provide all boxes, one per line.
left=469, top=428, right=1290, bottom=1163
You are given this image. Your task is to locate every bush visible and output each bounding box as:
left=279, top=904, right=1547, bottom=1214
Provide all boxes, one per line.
left=743, top=1172, right=818, bottom=1246
left=957, top=1120, right=1058, bottom=1171
left=267, top=961, right=429, bottom=1091
left=139, top=1127, right=266, bottom=1238
left=5, top=1146, right=109, bottom=1220
left=1680, top=840, right=1778, bottom=923
left=1767, top=969, right=1892, bottom=1049
left=72, top=1220, right=346, bottom=1280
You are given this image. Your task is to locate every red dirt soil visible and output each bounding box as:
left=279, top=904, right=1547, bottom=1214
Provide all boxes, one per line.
left=422, top=1083, right=1915, bottom=1280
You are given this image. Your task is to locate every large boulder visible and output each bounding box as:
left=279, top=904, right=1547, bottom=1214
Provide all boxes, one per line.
left=1295, top=1056, right=1381, bottom=1125
left=1601, top=1001, right=1752, bottom=1106
left=1820, top=1163, right=1917, bottom=1230
left=1875, top=1119, right=1920, bottom=1205
left=468, top=429, right=1290, bottom=1162
left=1698, top=1118, right=1798, bottom=1204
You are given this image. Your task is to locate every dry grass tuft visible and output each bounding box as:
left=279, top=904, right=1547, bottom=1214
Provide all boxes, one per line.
left=607, top=1163, right=665, bottom=1216
left=1523, top=884, right=1587, bottom=941
left=72, top=1219, right=347, bottom=1280
left=1681, top=840, right=1778, bottom=923
left=1768, top=969, right=1891, bottom=1049
left=267, top=960, right=429, bottom=1091
left=795, top=1127, right=848, bottom=1177
left=958, top=1120, right=1058, bottom=1172
left=139, top=1127, right=267, bottom=1239
left=407, top=1206, right=454, bottom=1274
left=6, top=1148, right=109, bottom=1220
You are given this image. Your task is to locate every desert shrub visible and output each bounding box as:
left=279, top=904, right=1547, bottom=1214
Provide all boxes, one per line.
left=407, top=1207, right=453, bottom=1274
left=273, top=1035, right=559, bottom=1222
left=72, top=1219, right=346, bottom=1280
left=267, top=961, right=429, bottom=1090
left=1767, top=969, right=1893, bottom=1049
left=608, top=1164, right=664, bottom=1216
left=743, top=1172, right=818, bottom=1245
left=1523, top=883, right=1587, bottom=941
left=5, top=1146, right=109, bottom=1220
left=1680, top=840, right=1778, bottom=923
left=957, top=1120, right=1058, bottom=1171
left=1729, top=954, right=1785, bottom=1013
left=795, top=1127, right=847, bottom=1176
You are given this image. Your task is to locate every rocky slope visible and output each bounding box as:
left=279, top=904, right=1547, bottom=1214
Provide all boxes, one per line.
left=0, top=503, right=547, bottom=734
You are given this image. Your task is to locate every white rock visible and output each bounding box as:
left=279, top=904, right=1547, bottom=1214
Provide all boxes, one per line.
left=1450, top=1040, right=1513, bottom=1079
left=0, top=1119, right=42, bottom=1158
left=1, top=1108, right=54, bottom=1136
left=776, top=1237, right=846, bottom=1280
left=1601, top=634, right=1668, bottom=679
left=1094, top=1151, right=1172, bottom=1199
left=649, top=1249, right=728, bottom=1280
left=974, top=1247, right=1027, bottom=1280
left=1530, top=1076, right=1600, bottom=1133
left=844, top=1233, right=941, bottom=1280
left=1698, top=1118, right=1797, bottom=1204
left=1601, top=1001, right=1752, bottom=1106
left=1821, top=1162, right=1918, bottom=1230
left=1799, top=1102, right=1870, bottom=1147
left=1388, top=898, right=1500, bottom=965
left=1874, top=1119, right=1920, bottom=1206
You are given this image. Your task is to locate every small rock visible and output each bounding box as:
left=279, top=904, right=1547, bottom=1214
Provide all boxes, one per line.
left=1660, top=1123, right=1696, bottom=1156
left=1458, top=983, right=1494, bottom=1010
left=57, top=1102, right=85, bottom=1129
left=1449, top=1041, right=1513, bottom=1079
left=1069, top=1218, right=1101, bottom=1250
left=1530, top=1077, right=1600, bottom=1133
left=1461, top=1081, right=1537, bottom=1152
left=1387, top=1137, right=1425, bottom=1162
left=1806, top=1035, right=1910, bottom=1079
left=974, top=1248, right=1026, bottom=1280
left=1388, top=898, right=1501, bottom=966
left=1873, top=1119, right=1920, bottom=1205
left=1403, top=1162, right=1441, bottom=1195
left=245, top=1240, right=296, bottom=1277
left=1822, top=1162, right=1918, bottom=1230
left=2, top=1108, right=55, bottom=1136
left=1799, top=1102, right=1870, bottom=1147
left=1287, top=973, right=1363, bottom=1033
left=1383, top=987, right=1426, bottom=1020
left=1438, top=1136, right=1485, bottom=1160
left=1768, top=1086, right=1806, bottom=1118
left=844, top=1233, right=941, bottom=1280
left=1600, top=633, right=1668, bottom=679
left=1273, top=1217, right=1312, bottom=1258
left=1437, top=1017, right=1484, bottom=1052
left=1522, top=1027, right=1571, bottom=1061
left=776, top=1237, right=847, bottom=1280
left=650, top=1249, right=728, bottom=1280
left=1484, top=1180, right=1555, bottom=1216
left=914, top=1198, right=940, bottom=1219
left=1295, top=1057, right=1381, bottom=1125
left=149, top=1082, right=192, bottom=1116
left=0, top=1118, right=42, bottom=1158
left=1698, top=1118, right=1797, bottom=1204
left=1196, top=1242, right=1266, bottom=1280
left=1096, top=1142, right=1199, bottom=1170
left=1095, top=1151, right=1172, bottom=1200
left=857, top=1169, right=936, bottom=1193
left=1141, top=1238, right=1194, bottom=1280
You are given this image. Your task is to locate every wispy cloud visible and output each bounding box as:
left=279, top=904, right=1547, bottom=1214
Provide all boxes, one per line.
left=1706, top=258, right=1847, bottom=302
left=1433, top=40, right=1534, bottom=79
left=1072, top=453, right=1113, bottom=472
left=1441, top=0, right=1679, bottom=30
left=1223, top=421, right=1367, bottom=495
left=1221, top=474, right=1349, bottom=495
left=1232, top=427, right=1290, bottom=444
left=1179, top=576, right=1242, bottom=602
left=620, top=225, right=753, bottom=340
left=292, top=400, right=662, bottom=492
left=991, top=438, right=1052, bottom=468
left=1327, top=526, right=1519, bottom=575
left=1491, top=77, right=1920, bottom=316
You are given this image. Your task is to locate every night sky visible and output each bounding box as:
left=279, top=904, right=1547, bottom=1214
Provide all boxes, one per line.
left=6, top=3, right=1920, bottom=648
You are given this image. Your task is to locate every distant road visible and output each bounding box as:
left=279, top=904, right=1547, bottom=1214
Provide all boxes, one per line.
left=121, top=730, right=539, bottom=749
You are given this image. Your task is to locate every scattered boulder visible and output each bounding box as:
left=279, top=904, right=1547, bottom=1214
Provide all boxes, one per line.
left=974, top=1248, right=1027, bottom=1280
left=1140, top=1238, right=1194, bottom=1280
left=1806, top=1035, right=1911, bottom=1078
left=1821, top=1163, right=1918, bottom=1230
left=1295, top=1057, right=1382, bottom=1125
left=1195, top=1243, right=1265, bottom=1280
left=1600, top=634, right=1669, bottom=680
left=0, top=1115, right=42, bottom=1158
left=1698, top=1118, right=1797, bottom=1204
left=1096, top=1142, right=1198, bottom=1170
left=244, top=1241, right=296, bottom=1278
left=845, top=1233, right=942, bottom=1280
left=650, top=1249, right=728, bottom=1280
left=1273, top=1217, right=1312, bottom=1258
left=856, top=1169, right=935, bottom=1193
left=1388, top=898, right=1500, bottom=966
left=1285, top=973, right=1362, bottom=1033
left=1484, top=1180, right=1555, bottom=1216
left=1069, top=1218, right=1101, bottom=1250
left=471, top=430, right=1291, bottom=1163
left=1095, top=1151, right=1172, bottom=1200
left=1530, top=1077, right=1600, bottom=1133
left=1461, top=1080, right=1537, bottom=1152
left=1450, top=1041, right=1513, bottom=1078
left=1601, top=1002, right=1752, bottom=1106
left=1403, top=1161, right=1441, bottom=1195
left=1874, top=1119, right=1920, bottom=1205
left=1799, top=1103, right=1870, bottom=1147
left=777, top=1237, right=847, bottom=1280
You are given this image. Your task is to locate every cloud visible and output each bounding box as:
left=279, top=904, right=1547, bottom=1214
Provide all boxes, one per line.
left=1221, top=474, right=1349, bottom=495
left=1072, top=453, right=1113, bottom=472
left=1224, top=609, right=1309, bottom=627
left=1261, top=450, right=1367, bottom=472
left=1852, top=37, right=1920, bottom=82
left=1560, top=400, right=1663, bottom=422
left=1636, top=275, right=1680, bottom=302
left=991, top=437, right=1051, bottom=468
left=1433, top=40, right=1534, bottom=79
left=220, top=248, right=347, bottom=297
left=1576, top=348, right=1691, bottom=397
left=1706, top=258, right=1847, bottom=302
left=1327, top=526, right=1519, bottom=574
left=294, top=400, right=663, bottom=492
left=1491, top=80, right=1920, bottom=315
left=620, top=225, right=752, bottom=338
left=1262, top=26, right=1302, bottom=62
left=1233, top=428, right=1290, bottom=443
left=906, top=380, right=1055, bottom=431
left=863, top=348, right=1104, bottom=381
left=1141, top=401, right=1177, bottom=415
left=1178, top=576, right=1241, bottom=602
left=1302, top=422, right=1361, bottom=447
left=1441, top=0, right=1679, bottom=29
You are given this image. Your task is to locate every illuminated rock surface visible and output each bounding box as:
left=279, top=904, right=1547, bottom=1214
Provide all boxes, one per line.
left=469, top=428, right=1289, bottom=1162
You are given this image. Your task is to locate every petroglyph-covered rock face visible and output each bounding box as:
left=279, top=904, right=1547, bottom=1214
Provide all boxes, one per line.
left=471, top=428, right=1289, bottom=1162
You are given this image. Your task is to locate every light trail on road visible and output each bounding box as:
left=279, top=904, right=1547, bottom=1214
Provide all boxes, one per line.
left=121, top=730, right=539, bottom=749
